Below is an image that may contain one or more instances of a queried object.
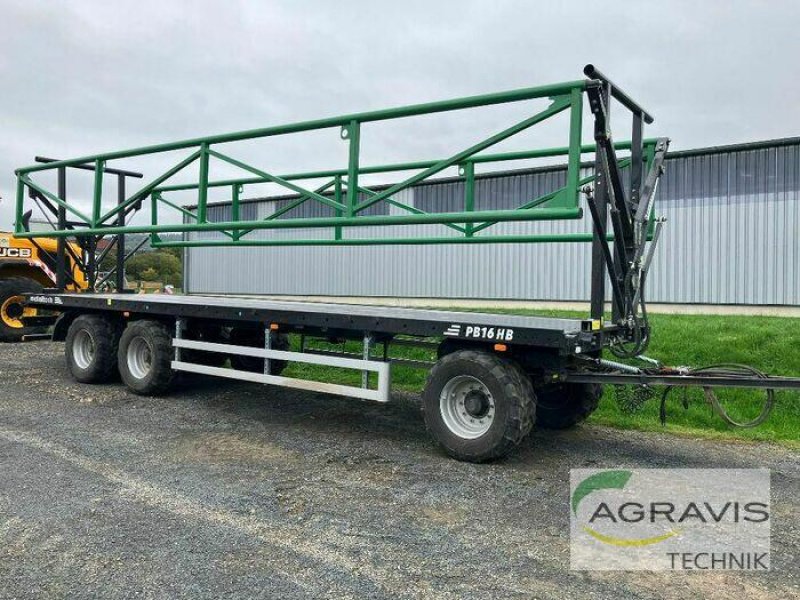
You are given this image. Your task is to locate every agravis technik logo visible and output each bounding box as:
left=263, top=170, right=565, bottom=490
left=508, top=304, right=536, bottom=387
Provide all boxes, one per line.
left=570, top=469, right=770, bottom=570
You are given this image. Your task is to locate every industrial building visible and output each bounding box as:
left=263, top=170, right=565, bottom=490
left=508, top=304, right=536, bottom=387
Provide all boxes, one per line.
left=184, top=137, right=800, bottom=307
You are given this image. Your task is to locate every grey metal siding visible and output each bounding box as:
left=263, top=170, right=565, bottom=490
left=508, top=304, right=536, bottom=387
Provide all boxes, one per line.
left=185, top=140, right=800, bottom=305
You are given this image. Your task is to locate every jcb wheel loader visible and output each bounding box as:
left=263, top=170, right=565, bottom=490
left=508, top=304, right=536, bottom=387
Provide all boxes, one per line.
left=0, top=232, right=87, bottom=341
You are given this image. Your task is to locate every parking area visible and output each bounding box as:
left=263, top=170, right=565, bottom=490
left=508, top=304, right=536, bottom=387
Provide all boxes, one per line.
left=0, top=341, right=798, bottom=599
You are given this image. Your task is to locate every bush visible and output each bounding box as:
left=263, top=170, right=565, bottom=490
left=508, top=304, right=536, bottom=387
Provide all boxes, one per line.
left=139, top=267, right=159, bottom=282
left=125, top=251, right=182, bottom=286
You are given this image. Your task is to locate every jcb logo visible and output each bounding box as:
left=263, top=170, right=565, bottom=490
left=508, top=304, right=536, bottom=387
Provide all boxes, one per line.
left=0, top=248, right=32, bottom=258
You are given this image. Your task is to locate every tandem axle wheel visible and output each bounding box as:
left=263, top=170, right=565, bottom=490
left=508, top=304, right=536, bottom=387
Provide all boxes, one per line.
left=422, top=349, right=536, bottom=463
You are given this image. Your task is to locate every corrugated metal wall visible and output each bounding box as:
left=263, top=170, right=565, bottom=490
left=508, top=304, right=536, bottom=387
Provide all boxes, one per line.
left=185, top=139, right=800, bottom=305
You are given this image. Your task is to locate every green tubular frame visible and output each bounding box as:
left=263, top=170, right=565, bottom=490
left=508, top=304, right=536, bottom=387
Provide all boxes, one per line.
left=13, top=77, right=658, bottom=247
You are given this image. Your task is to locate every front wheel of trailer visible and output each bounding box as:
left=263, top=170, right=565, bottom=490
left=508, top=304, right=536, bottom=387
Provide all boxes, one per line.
left=422, top=349, right=536, bottom=462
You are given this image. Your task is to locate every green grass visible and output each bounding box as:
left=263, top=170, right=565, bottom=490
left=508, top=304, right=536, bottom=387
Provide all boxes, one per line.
left=282, top=310, right=800, bottom=448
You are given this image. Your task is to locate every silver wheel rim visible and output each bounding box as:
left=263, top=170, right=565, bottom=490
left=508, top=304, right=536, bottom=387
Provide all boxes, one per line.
left=439, top=375, right=495, bottom=439
left=73, top=329, right=95, bottom=370
left=127, top=336, right=153, bottom=380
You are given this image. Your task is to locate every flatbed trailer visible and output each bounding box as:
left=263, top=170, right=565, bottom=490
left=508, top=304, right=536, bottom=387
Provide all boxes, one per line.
left=33, top=292, right=602, bottom=351
left=28, top=290, right=606, bottom=390
left=14, top=65, right=800, bottom=461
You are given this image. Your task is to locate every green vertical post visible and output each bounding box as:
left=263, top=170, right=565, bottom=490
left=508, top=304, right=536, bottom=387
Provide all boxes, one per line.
left=644, top=140, right=656, bottom=174
left=462, top=162, right=475, bottom=237
left=345, top=120, right=360, bottom=216
left=197, top=142, right=210, bottom=223
left=334, top=175, right=343, bottom=240
left=562, top=87, right=583, bottom=208
left=232, top=183, right=241, bottom=240
left=93, top=159, right=105, bottom=227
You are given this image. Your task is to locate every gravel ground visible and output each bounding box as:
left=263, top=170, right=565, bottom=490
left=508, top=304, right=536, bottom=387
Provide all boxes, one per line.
left=0, top=341, right=797, bottom=599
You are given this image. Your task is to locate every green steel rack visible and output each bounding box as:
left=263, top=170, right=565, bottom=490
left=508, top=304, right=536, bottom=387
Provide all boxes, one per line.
left=12, top=65, right=668, bottom=351
left=14, top=75, right=657, bottom=246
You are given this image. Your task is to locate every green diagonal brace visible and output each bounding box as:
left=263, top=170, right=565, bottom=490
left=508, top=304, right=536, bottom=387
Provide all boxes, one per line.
left=236, top=179, right=337, bottom=240
left=208, top=149, right=346, bottom=213
left=471, top=157, right=632, bottom=234
left=156, top=194, right=235, bottom=241
left=352, top=183, right=466, bottom=234
left=98, top=149, right=202, bottom=224
left=20, top=175, right=93, bottom=225
left=353, top=95, right=572, bottom=214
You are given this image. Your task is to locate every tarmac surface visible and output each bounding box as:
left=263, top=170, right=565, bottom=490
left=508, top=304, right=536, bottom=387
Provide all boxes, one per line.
left=0, top=341, right=797, bottom=599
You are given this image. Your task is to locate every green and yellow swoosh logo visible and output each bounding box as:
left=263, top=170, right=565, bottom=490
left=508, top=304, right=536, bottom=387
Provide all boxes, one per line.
left=582, top=525, right=679, bottom=547
left=573, top=470, right=678, bottom=547
left=572, top=470, right=633, bottom=515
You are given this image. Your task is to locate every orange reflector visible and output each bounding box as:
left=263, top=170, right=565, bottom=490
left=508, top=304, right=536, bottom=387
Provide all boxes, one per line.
left=269, top=323, right=279, bottom=330
left=494, top=343, right=508, bottom=352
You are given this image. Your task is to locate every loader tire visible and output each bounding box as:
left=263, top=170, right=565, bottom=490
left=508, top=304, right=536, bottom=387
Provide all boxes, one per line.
left=0, top=277, right=44, bottom=342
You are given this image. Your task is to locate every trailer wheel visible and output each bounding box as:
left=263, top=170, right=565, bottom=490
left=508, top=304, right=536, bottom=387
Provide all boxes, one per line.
left=0, top=277, right=44, bottom=342
left=65, top=314, right=120, bottom=383
left=422, top=350, right=535, bottom=462
left=118, top=320, right=175, bottom=395
left=534, top=383, right=602, bottom=429
left=228, top=328, right=289, bottom=375
left=181, top=324, right=228, bottom=367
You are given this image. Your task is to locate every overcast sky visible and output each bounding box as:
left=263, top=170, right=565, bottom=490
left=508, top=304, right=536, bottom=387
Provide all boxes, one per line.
left=1, top=0, right=799, bottom=230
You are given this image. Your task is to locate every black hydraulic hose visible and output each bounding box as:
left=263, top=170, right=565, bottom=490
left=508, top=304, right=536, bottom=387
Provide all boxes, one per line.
left=660, top=364, right=775, bottom=428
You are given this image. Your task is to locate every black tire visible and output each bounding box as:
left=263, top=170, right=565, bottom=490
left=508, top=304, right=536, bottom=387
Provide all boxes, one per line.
left=422, top=350, right=535, bottom=463
left=64, top=314, right=120, bottom=383
left=0, top=277, right=44, bottom=342
left=181, top=323, right=228, bottom=367
left=534, top=383, right=602, bottom=429
left=118, top=320, right=175, bottom=395
left=228, top=327, right=289, bottom=375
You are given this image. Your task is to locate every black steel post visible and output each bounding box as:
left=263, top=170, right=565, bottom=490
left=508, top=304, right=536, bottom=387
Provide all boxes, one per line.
left=586, top=195, right=626, bottom=313
left=589, top=83, right=611, bottom=322
left=583, top=65, right=654, bottom=124
left=116, top=174, right=126, bottom=292
left=56, top=167, right=67, bottom=291
left=87, top=236, right=97, bottom=292
left=630, top=112, right=644, bottom=210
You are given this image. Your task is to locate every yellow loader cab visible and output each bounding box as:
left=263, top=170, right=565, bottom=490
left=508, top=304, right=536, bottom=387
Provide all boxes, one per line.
left=0, top=232, right=87, bottom=342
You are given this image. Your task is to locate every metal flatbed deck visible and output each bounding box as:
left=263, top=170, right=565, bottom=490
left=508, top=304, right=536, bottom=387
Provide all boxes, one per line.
left=26, top=292, right=603, bottom=352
